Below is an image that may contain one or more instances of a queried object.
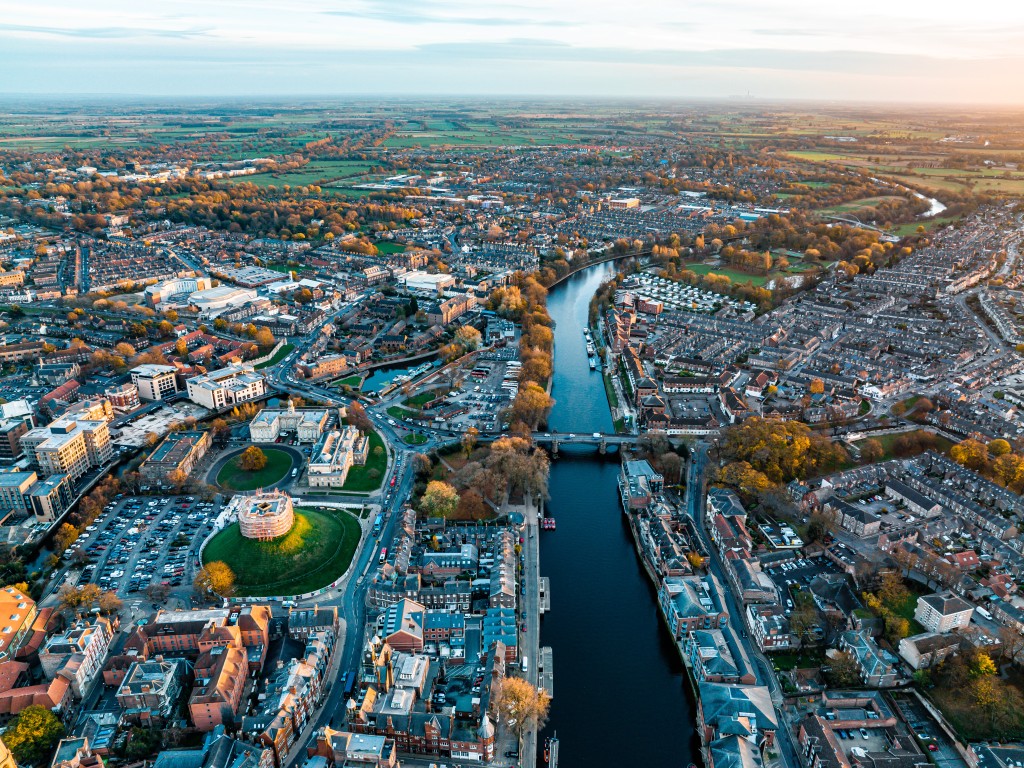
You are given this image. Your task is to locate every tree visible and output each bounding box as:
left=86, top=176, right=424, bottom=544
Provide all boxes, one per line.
left=123, top=726, right=162, bottom=760
left=461, top=426, right=479, bottom=458
left=255, top=327, right=276, bottom=348
left=456, top=489, right=490, bottom=520
left=950, top=438, right=991, bottom=472
left=146, top=583, right=171, bottom=602
left=809, top=378, right=825, bottom=395
left=659, top=452, right=684, bottom=485
left=860, top=439, right=885, bottom=464
left=347, top=401, right=374, bottom=434
left=98, top=591, right=123, bottom=615
left=825, top=650, right=861, bottom=687
left=239, top=446, right=267, bottom=472
left=492, top=677, right=551, bottom=744
left=509, top=382, right=554, bottom=431
left=4, top=705, right=64, bottom=765
left=988, top=439, right=1012, bottom=457
left=454, top=325, right=482, bottom=353
left=167, top=468, right=188, bottom=489
left=194, top=561, right=236, bottom=597
left=53, top=522, right=78, bottom=554
left=420, top=481, right=460, bottom=518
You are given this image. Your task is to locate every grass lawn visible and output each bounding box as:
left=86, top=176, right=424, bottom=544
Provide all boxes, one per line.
left=217, top=447, right=293, bottom=491
left=404, top=433, right=428, bottom=445
left=853, top=430, right=954, bottom=462
left=684, top=262, right=771, bottom=287
left=817, top=196, right=908, bottom=216
left=375, top=242, right=406, bottom=254
left=405, top=391, right=440, bottom=408
left=341, top=428, right=388, bottom=492
left=602, top=372, right=620, bottom=411
left=387, top=405, right=421, bottom=421
left=768, top=648, right=826, bottom=670
left=336, top=375, right=363, bottom=388
left=203, top=507, right=360, bottom=596
left=255, top=343, right=295, bottom=370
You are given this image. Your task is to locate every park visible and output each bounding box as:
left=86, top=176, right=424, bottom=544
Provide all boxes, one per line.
left=202, top=506, right=361, bottom=597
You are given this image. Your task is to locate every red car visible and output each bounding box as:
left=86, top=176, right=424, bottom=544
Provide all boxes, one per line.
left=928, top=745, right=939, bottom=753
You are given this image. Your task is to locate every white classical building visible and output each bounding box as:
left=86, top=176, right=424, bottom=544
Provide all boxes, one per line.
left=186, top=364, right=267, bottom=410
left=227, top=490, right=295, bottom=540
left=249, top=401, right=331, bottom=443
left=307, top=426, right=370, bottom=488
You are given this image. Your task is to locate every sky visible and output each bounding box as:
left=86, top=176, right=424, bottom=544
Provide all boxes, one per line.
left=2, top=0, right=1024, bottom=103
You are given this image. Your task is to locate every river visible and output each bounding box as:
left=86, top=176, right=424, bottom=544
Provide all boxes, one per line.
left=538, top=263, right=699, bottom=767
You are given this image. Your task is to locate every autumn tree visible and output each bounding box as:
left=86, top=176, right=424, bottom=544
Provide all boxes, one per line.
left=492, top=677, right=551, bottom=744
left=509, top=381, right=554, bottom=431
left=859, top=438, right=884, bottom=464
left=239, top=446, right=268, bottom=472
left=453, top=325, right=482, bottom=353
left=461, top=426, right=479, bottom=458
left=3, top=704, right=64, bottom=766
left=347, top=401, right=374, bottom=434
left=255, top=326, right=276, bottom=348
left=950, top=438, right=991, bottom=472
left=420, top=481, right=460, bottom=518
left=53, top=522, right=79, bottom=554
left=194, top=561, right=236, bottom=597
left=809, top=378, right=825, bottom=395
left=98, top=591, right=123, bottom=615
left=456, top=489, right=491, bottom=521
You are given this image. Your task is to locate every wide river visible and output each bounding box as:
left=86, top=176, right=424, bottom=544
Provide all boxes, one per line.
left=537, top=263, right=699, bottom=766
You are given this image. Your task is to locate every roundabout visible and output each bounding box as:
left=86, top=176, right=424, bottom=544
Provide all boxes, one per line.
left=202, top=506, right=361, bottom=597
left=210, top=444, right=302, bottom=491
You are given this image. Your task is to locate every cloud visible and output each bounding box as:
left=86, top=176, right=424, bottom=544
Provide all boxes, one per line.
left=2, top=22, right=210, bottom=40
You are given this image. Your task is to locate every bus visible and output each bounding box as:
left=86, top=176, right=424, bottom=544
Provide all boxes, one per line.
left=390, top=475, right=396, bottom=488
left=342, top=672, right=356, bottom=702
left=372, top=513, right=383, bottom=535
left=378, top=547, right=388, bottom=565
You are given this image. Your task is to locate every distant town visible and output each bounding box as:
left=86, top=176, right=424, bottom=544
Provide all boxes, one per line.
left=0, top=100, right=1024, bottom=768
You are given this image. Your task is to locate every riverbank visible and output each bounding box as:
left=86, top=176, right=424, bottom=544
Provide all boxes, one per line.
left=538, top=262, right=700, bottom=767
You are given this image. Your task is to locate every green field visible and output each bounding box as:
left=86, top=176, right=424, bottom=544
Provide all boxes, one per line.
left=341, top=429, right=388, bottom=492
left=853, top=430, right=955, bottom=461
left=404, top=433, right=428, bottom=445
left=202, top=507, right=360, bottom=596
left=254, top=343, right=295, bottom=370
left=336, top=374, right=363, bottom=388
left=226, top=160, right=378, bottom=188
left=375, top=242, right=406, bottom=254
left=817, top=196, right=908, bottom=215
left=685, top=262, right=770, bottom=287
left=216, top=447, right=293, bottom=491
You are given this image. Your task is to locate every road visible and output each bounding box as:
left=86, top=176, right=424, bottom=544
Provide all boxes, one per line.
left=520, top=496, right=541, bottom=768
left=685, top=441, right=800, bottom=768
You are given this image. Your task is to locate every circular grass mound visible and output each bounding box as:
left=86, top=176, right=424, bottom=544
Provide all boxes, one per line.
left=202, top=507, right=361, bottom=597
left=216, top=447, right=293, bottom=491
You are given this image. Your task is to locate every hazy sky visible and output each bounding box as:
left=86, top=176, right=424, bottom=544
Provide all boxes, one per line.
left=3, top=0, right=1023, bottom=103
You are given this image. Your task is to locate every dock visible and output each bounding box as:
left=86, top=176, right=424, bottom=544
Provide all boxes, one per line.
left=538, top=646, right=554, bottom=698
left=539, top=577, right=550, bottom=614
